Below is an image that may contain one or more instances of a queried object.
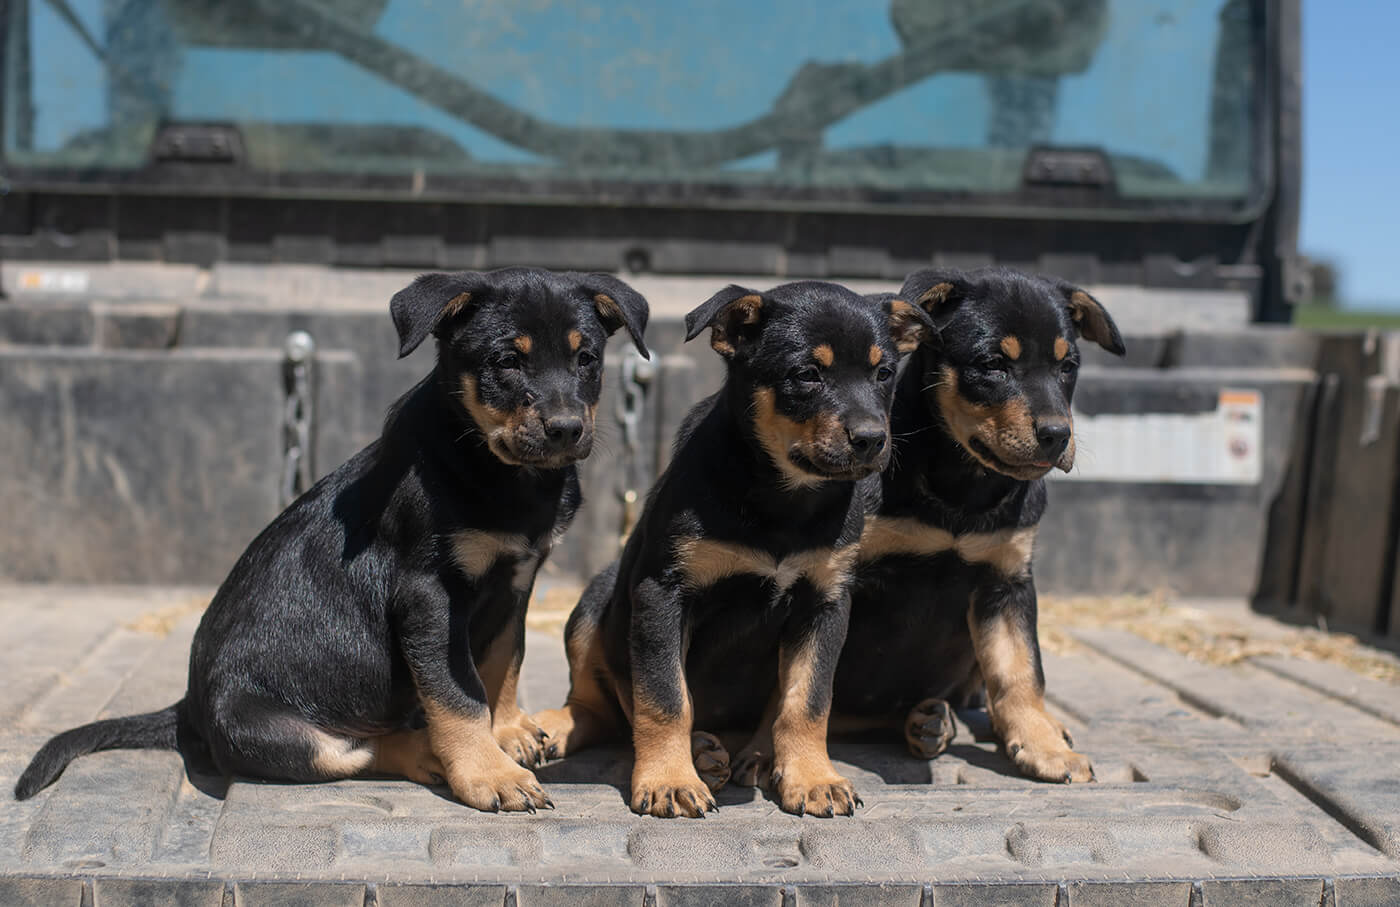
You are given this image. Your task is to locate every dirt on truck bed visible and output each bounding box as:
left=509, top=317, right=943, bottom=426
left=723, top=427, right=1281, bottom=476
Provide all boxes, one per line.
left=3, top=582, right=1399, bottom=906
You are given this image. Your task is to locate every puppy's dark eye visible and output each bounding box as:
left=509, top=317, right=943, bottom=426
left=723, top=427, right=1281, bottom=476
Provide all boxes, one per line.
left=495, top=351, right=521, bottom=370
left=789, top=365, right=823, bottom=385
left=1059, top=360, right=1078, bottom=380
left=577, top=350, right=598, bottom=368
left=876, top=366, right=895, bottom=382
left=980, top=358, right=1009, bottom=375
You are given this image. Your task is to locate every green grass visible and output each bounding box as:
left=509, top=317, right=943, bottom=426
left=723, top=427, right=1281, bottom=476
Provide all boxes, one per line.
left=1292, top=304, right=1400, bottom=330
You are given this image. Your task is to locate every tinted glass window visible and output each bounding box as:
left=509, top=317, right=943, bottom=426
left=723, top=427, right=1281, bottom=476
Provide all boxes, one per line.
left=4, top=0, right=1258, bottom=204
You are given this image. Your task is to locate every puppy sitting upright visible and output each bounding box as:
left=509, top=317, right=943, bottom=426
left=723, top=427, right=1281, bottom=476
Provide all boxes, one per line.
left=837, top=267, right=1124, bottom=783
left=15, top=268, right=648, bottom=813
left=534, top=282, right=933, bottom=817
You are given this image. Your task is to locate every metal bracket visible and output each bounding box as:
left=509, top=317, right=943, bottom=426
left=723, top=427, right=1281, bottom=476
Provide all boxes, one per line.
left=281, top=331, right=316, bottom=507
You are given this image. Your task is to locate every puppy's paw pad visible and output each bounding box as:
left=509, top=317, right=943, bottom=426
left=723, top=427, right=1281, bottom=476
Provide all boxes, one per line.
left=904, top=697, right=957, bottom=760
left=690, top=732, right=731, bottom=792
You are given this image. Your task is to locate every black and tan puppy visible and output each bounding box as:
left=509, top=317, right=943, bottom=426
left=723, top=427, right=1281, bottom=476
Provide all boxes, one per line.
left=836, top=267, right=1124, bottom=782
left=534, top=281, right=933, bottom=817
left=15, top=267, right=648, bottom=812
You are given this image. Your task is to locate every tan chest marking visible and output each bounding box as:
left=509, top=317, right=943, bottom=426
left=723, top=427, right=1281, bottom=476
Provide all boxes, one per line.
left=451, top=529, right=541, bottom=592
left=675, top=537, right=858, bottom=600
left=858, top=516, right=1036, bottom=579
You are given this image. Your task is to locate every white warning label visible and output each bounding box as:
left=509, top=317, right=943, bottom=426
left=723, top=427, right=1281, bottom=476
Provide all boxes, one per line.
left=17, top=269, right=90, bottom=293
left=1052, top=388, right=1262, bottom=485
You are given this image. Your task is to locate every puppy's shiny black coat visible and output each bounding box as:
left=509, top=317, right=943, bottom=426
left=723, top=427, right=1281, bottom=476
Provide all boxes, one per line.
left=836, top=267, right=1124, bottom=782
left=535, top=281, right=932, bottom=818
left=15, top=268, right=648, bottom=812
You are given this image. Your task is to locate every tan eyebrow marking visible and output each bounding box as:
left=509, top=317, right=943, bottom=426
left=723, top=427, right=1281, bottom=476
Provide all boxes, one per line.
left=869, top=345, right=883, bottom=366
left=812, top=344, right=834, bottom=367
left=1053, top=337, right=1070, bottom=360
left=513, top=335, right=532, bottom=354
left=568, top=329, right=582, bottom=351
left=1000, top=336, right=1022, bottom=361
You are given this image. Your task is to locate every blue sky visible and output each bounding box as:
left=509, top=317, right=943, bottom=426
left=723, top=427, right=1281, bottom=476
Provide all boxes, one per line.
left=1300, top=1, right=1400, bottom=309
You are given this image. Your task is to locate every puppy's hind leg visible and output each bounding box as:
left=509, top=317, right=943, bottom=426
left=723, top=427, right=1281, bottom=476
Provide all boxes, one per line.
left=369, top=729, right=446, bottom=785
left=533, top=575, right=623, bottom=760
left=204, top=696, right=380, bottom=783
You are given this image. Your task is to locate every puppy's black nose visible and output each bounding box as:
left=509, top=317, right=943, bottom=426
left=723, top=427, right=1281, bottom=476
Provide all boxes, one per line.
left=543, top=415, right=585, bottom=449
left=1035, top=421, right=1071, bottom=458
left=847, top=423, right=888, bottom=462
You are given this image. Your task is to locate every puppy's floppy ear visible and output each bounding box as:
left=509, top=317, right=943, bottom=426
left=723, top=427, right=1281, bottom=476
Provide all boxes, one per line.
left=872, top=292, right=938, bottom=354
left=576, top=272, right=651, bottom=360
left=684, top=285, right=765, bottom=359
left=899, top=268, right=972, bottom=329
left=1058, top=282, right=1125, bottom=356
left=390, top=271, right=488, bottom=359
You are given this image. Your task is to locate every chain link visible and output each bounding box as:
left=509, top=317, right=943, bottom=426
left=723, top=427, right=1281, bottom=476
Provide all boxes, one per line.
left=616, top=347, right=654, bottom=545
left=280, top=331, right=316, bottom=508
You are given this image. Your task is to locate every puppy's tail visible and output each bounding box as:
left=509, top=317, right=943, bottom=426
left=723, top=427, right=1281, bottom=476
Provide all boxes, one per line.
left=13, top=701, right=182, bottom=800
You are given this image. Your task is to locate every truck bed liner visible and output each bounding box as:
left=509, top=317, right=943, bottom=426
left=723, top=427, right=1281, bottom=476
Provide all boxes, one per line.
left=2, top=585, right=1398, bottom=905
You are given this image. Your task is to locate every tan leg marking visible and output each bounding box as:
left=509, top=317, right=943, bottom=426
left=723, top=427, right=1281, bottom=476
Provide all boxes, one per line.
left=369, top=729, right=445, bottom=785
left=630, top=691, right=716, bottom=818
left=970, top=613, right=1092, bottom=783
left=479, top=623, right=545, bottom=768
left=771, top=644, right=858, bottom=817
left=422, top=696, right=551, bottom=811
left=532, top=613, right=621, bottom=759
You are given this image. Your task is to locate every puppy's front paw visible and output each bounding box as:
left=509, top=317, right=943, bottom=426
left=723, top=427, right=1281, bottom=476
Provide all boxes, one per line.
left=445, top=755, right=553, bottom=812
left=772, top=762, right=860, bottom=817
left=630, top=767, right=717, bottom=818
left=1002, top=715, right=1093, bottom=783
left=495, top=718, right=547, bottom=767
left=690, top=732, right=731, bottom=792
left=904, top=697, right=956, bottom=759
